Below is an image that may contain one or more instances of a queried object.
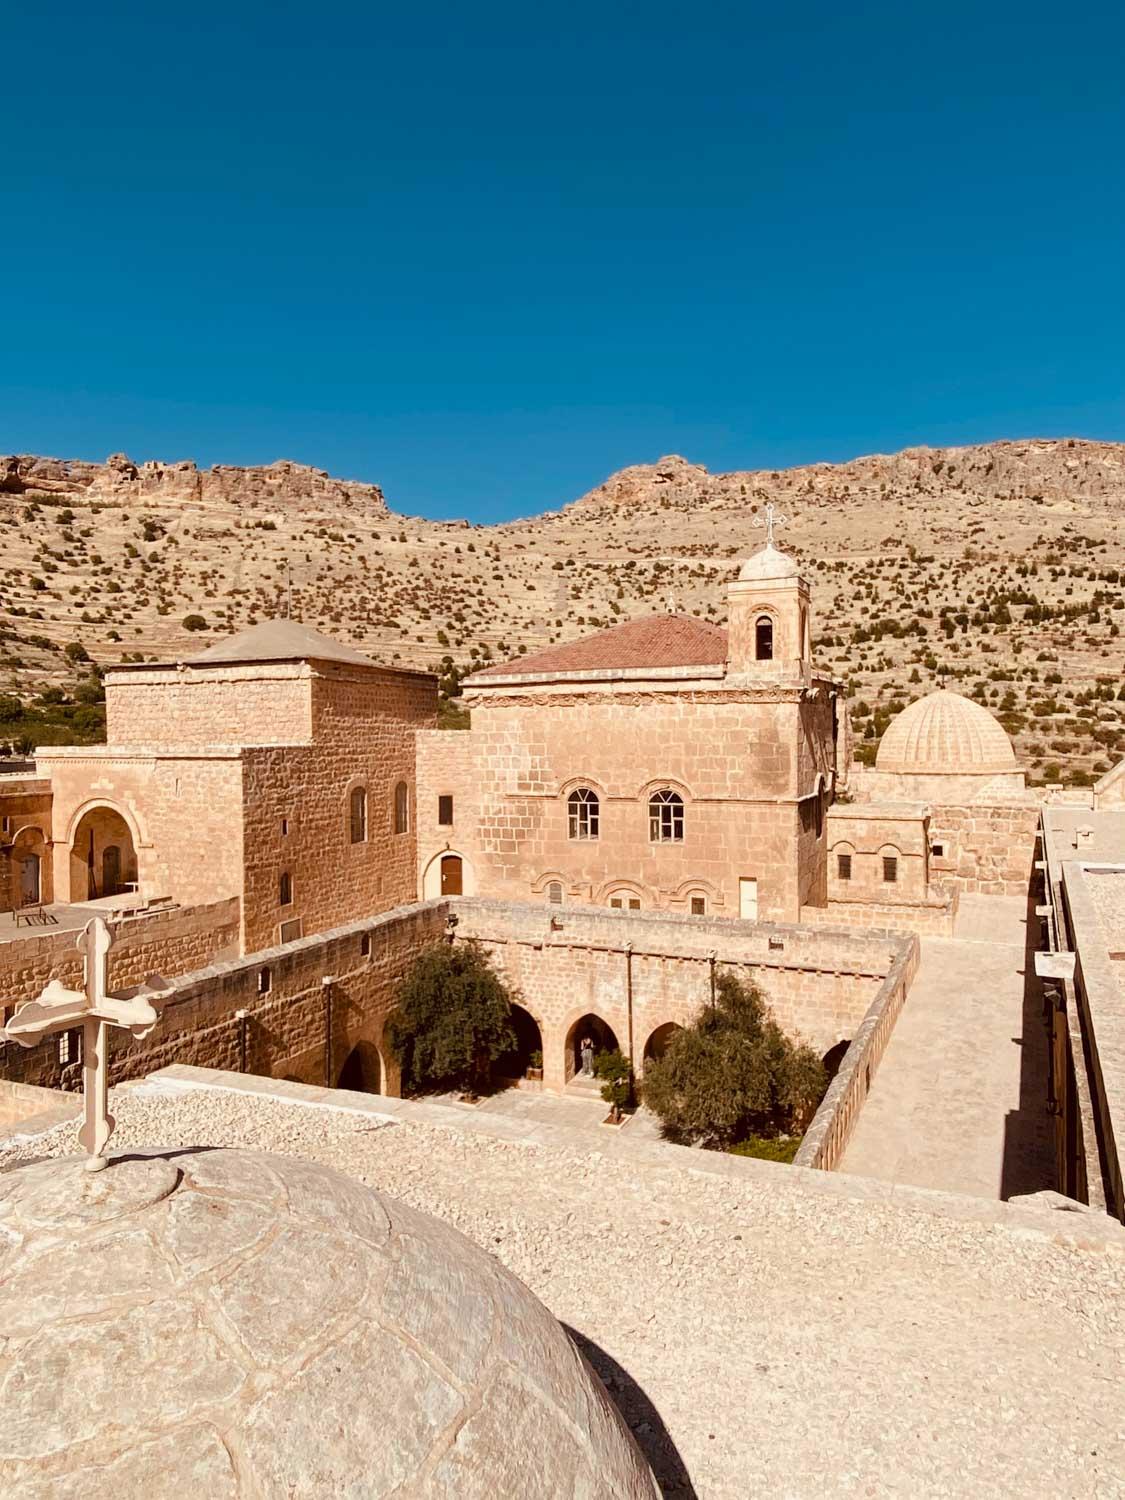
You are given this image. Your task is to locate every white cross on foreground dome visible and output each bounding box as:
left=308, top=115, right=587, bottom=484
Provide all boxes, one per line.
left=1, top=917, right=174, bottom=1171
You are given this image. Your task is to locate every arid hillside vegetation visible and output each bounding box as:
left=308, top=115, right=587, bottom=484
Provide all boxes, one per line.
left=1, top=439, right=1123, bottom=784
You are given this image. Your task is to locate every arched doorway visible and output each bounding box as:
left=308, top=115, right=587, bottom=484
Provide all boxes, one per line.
left=422, top=849, right=475, bottom=899
left=440, top=854, right=463, bottom=896
left=822, top=1039, right=850, bottom=1084
left=642, top=1021, right=683, bottom=1069
left=10, top=826, right=48, bottom=909
left=336, top=1040, right=383, bottom=1095
left=494, top=1004, right=543, bottom=1084
left=69, top=806, right=138, bottom=901
left=564, top=1013, right=620, bottom=1084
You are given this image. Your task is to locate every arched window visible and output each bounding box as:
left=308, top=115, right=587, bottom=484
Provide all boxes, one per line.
left=279, top=870, right=292, bottom=906
left=349, top=785, right=367, bottom=844
left=394, top=781, right=409, bottom=835
left=649, top=789, right=684, bottom=843
left=755, top=615, right=774, bottom=661
left=567, top=787, right=600, bottom=840
left=546, top=880, right=563, bottom=905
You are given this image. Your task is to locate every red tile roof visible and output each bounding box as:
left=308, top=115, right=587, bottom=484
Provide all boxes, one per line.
left=470, top=615, right=729, bottom=679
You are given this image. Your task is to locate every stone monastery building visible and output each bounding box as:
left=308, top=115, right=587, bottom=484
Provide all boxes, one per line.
left=2, top=531, right=1122, bottom=1217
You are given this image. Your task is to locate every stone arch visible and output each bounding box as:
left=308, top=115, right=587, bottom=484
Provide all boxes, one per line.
left=9, top=824, right=50, bottom=908
left=670, top=877, right=720, bottom=915
left=494, top=1002, right=545, bottom=1084
left=336, top=1039, right=384, bottom=1095
left=598, top=879, right=648, bottom=911
left=421, top=848, right=476, bottom=898
left=557, top=773, right=608, bottom=800
left=822, top=1039, right=850, bottom=1083
left=67, top=802, right=140, bottom=901
left=344, top=774, right=369, bottom=845
left=642, top=1020, right=683, bottom=1069
left=563, top=1011, right=621, bottom=1085
left=636, top=775, right=694, bottom=803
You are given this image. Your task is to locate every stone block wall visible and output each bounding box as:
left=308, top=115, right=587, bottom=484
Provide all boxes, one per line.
left=1, top=901, right=445, bottom=1096
left=0, top=897, right=242, bottom=1088
left=424, top=682, right=838, bottom=923
left=36, top=748, right=246, bottom=909
left=239, top=665, right=437, bottom=952
left=452, top=898, right=899, bottom=1092
left=105, top=663, right=314, bottom=747
left=801, top=894, right=957, bottom=937
left=928, top=803, right=1041, bottom=896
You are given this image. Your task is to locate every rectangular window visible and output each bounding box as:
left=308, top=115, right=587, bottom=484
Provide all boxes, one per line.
left=279, top=871, right=292, bottom=906
left=1, top=816, right=9, bottom=834
left=279, top=917, right=303, bottom=944
left=628, top=898, right=640, bottom=911
left=883, top=856, right=898, bottom=884
left=931, top=843, right=945, bottom=858
left=610, top=898, right=622, bottom=909
left=438, top=795, right=454, bottom=826
left=258, top=967, right=271, bottom=995
left=280, top=817, right=289, bottom=837
left=58, top=1029, right=82, bottom=1065
left=690, top=896, right=706, bottom=916
left=838, top=854, right=852, bottom=881
left=360, top=933, right=371, bottom=957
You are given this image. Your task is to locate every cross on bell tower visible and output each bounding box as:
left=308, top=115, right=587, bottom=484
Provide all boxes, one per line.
left=1, top=917, right=173, bottom=1172
left=752, top=500, right=789, bottom=548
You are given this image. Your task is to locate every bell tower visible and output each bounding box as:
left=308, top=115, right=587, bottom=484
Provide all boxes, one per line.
left=726, top=509, right=811, bottom=678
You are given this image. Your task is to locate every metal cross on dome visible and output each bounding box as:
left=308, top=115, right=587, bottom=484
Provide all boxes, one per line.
left=752, top=500, right=789, bottom=547
left=1, top=917, right=173, bottom=1172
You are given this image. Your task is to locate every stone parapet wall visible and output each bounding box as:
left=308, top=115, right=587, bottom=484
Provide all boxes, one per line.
left=105, top=662, right=314, bottom=747
left=452, top=898, right=902, bottom=1091
left=0, top=900, right=446, bottom=1097
left=802, top=890, right=957, bottom=937
left=794, top=934, right=920, bottom=1171
left=0, top=897, right=241, bottom=1025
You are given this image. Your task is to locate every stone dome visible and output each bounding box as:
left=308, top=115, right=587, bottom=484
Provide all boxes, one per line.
left=737, top=542, right=801, bottom=582
left=0, top=1150, right=658, bottom=1498
left=876, top=688, right=1018, bottom=775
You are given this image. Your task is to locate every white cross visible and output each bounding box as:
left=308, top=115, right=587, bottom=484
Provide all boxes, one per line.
left=752, top=501, right=789, bottom=547
left=1, top=917, right=173, bottom=1172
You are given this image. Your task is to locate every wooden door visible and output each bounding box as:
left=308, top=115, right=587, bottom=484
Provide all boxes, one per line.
left=440, top=855, right=463, bottom=896
left=102, top=845, right=121, bottom=897
left=20, top=854, right=40, bottom=906
left=739, top=877, right=758, bottom=921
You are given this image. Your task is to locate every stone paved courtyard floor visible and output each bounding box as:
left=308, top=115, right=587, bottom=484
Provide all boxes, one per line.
left=840, top=893, right=1056, bottom=1200
left=3, top=1069, right=1122, bottom=1499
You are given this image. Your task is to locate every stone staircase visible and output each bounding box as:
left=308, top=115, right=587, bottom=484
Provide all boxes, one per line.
left=565, top=1072, right=603, bottom=1100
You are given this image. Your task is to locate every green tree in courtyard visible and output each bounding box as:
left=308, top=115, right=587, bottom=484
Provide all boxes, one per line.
left=642, top=971, right=827, bottom=1150
left=387, top=940, right=517, bottom=1097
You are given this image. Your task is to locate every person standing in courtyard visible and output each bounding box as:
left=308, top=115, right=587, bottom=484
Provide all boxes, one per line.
left=580, top=1034, right=595, bottom=1076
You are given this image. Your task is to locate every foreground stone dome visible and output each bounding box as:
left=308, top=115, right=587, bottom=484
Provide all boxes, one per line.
left=876, top=688, right=1018, bottom=775
left=0, top=1150, right=658, bottom=1498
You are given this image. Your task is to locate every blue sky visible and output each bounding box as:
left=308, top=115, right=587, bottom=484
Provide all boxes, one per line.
left=2, top=1, right=1122, bottom=521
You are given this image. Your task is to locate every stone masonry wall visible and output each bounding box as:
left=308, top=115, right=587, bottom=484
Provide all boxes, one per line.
left=929, top=803, right=1041, bottom=896
left=105, top=663, right=314, bottom=747
left=452, top=898, right=898, bottom=1092
left=431, top=682, right=838, bottom=923
left=1, top=901, right=444, bottom=1096
left=239, top=665, right=437, bottom=952
left=37, top=749, right=246, bottom=909
left=0, top=897, right=242, bottom=1088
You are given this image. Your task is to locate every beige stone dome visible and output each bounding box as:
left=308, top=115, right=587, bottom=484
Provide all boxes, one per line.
left=876, top=688, right=1018, bottom=775
left=737, top=542, right=801, bottom=582
left=0, top=1150, right=658, bottom=1498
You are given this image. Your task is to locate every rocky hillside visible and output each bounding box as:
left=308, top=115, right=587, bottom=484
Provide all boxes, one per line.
left=1, top=440, right=1123, bottom=783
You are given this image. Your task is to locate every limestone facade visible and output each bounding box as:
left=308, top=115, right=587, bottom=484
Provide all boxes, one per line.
left=19, top=624, right=438, bottom=951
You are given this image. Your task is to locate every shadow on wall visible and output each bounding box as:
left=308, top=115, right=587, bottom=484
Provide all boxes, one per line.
left=564, top=1324, right=698, bottom=1500
left=999, top=888, right=1058, bottom=1200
